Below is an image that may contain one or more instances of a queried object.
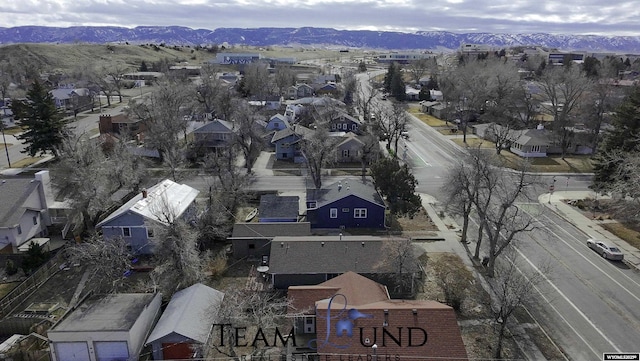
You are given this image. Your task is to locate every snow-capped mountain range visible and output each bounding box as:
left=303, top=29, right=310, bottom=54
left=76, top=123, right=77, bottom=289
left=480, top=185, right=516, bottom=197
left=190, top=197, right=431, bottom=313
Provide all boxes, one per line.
left=1, top=26, right=639, bottom=53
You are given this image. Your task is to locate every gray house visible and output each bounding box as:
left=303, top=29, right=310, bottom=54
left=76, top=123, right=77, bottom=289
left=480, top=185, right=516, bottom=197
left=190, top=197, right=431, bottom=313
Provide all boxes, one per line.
left=192, top=119, right=236, bottom=150
left=268, top=235, right=421, bottom=296
left=96, top=179, right=199, bottom=254
left=146, top=284, right=224, bottom=360
left=0, top=171, right=55, bottom=253
left=228, top=222, right=311, bottom=260
left=48, top=293, right=162, bottom=361
left=258, top=194, right=299, bottom=222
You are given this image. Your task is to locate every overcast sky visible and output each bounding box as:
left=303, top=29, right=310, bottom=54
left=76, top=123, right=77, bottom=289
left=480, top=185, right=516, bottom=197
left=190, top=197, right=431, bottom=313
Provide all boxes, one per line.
left=2, top=0, right=639, bottom=36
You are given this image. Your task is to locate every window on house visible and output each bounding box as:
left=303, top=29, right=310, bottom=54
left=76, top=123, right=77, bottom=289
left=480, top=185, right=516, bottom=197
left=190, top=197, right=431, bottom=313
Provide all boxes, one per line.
left=306, top=318, right=314, bottom=324
left=331, top=123, right=336, bottom=130
left=330, top=208, right=338, bottom=218
left=147, top=228, right=154, bottom=238
left=352, top=124, right=357, bottom=131
left=342, top=208, right=349, bottom=213
left=123, top=227, right=131, bottom=237
left=354, top=208, right=368, bottom=218
left=33, top=216, right=38, bottom=225
left=342, top=149, right=350, bottom=157
left=17, top=225, right=22, bottom=235
left=532, top=145, right=541, bottom=152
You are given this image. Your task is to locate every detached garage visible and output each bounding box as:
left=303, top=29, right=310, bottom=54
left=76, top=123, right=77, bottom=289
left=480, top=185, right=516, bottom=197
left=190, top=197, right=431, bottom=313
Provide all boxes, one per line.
left=146, top=283, right=224, bottom=360
left=48, top=293, right=161, bottom=361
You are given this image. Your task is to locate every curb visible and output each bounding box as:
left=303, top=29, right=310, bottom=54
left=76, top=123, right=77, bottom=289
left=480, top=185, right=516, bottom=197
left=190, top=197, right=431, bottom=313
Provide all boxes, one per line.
left=541, top=200, right=640, bottom=272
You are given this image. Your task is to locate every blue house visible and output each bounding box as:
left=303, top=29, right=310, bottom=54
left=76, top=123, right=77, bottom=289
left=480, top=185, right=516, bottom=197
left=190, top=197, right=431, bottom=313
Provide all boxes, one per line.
left=306, top=178, right=386, bottom=229
left=328, top=112, right=363, bottom=134
left=265, top=114, right=290, bottom=132
left=96, top=179, right=199, bottom=254
left=258, top=194, right=299, bottom=223
left=271, top=124, right=314, bottom=162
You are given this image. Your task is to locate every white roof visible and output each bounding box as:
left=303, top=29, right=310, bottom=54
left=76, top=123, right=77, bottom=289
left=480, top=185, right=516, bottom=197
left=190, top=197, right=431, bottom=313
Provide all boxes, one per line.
left=146, top=283, right=224, bottom=345
left=97, top=179, right=199, bottom=227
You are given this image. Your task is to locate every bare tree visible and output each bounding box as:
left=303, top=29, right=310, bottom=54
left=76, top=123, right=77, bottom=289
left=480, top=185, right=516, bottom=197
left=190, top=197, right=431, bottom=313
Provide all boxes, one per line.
left=405, top=58, right=432, bottom=85
left=274, top=65, right=296, bottom=96
left=128, top=77, right=195, bottom=180
left=205, top=289, right=298, bottom=360
left=384, top=101, right=410, bottom=155
left=197, top=64, right=236, bottom=120
left=240, top=62, right=273, bottom=98
left=299, top=125, right=339, bottom=189
left=489, top=247, right=550, bottom=359
left=203, top=146, right=254, bottom=218
left=538, top=66, right=592, bottom=159
left=150, top=217, right=207, bottom=297
left=355, top=80, right=379, bottom=123
left=0, top=60, right=15, bottom=101
left=103, top=63, right=131, bottom=103
left=53, top=134, right=145, bottom=236
left=231, top=100, right=266, bottom=173
left=376, top=238, right=421, bottom=297
left=358, top=133, right=381, bottom=180
left=474, top=161, right=539, bottom=277
left=64, top=235, right=133, bottom=295
left=441, top=148, right=496, bottom=246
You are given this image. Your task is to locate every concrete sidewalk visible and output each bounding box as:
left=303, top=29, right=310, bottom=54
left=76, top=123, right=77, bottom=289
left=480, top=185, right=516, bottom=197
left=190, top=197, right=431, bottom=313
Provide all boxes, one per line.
left=541, top=190, right=640, bottom=270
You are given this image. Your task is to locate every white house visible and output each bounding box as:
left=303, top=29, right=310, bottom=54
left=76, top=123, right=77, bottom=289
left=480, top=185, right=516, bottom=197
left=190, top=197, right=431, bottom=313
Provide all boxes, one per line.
left=96, top=179, right=199, bottom=254
left=48, top=293, right=162, bottom=361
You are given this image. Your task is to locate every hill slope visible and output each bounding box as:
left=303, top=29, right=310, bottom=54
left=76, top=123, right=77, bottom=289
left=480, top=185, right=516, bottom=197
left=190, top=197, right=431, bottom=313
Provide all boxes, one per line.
left=1, top=26, right=639, bottom=53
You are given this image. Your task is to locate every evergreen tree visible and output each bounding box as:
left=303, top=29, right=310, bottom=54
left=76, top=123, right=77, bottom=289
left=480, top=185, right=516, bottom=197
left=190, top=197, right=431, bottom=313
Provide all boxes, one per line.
left=383, top=62, right=396, bottom=93
left=592, top=86, right=640, bottom=190
left=358, top=60, right=367, bottom=73
left=418, top=87, right=431, bottom=101
left=582, top=56, right=601, bottom=78
left=139, top=60, right=149, bottom=72
left=370, top=157, right=421, bottom=216
left=11, top=80, right=69, bottom=157
left=390, top=70, right=406, bottom=101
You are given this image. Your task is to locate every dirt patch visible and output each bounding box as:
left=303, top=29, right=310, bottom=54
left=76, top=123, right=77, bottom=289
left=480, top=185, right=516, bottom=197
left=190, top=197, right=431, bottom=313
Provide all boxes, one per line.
left=393, top=207, right=439, bottom=233
left=566, top=198, right=640, bottom=249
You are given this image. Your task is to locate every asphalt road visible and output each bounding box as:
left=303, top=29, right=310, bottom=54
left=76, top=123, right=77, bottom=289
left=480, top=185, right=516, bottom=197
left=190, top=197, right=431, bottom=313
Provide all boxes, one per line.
left=467, top=205, right=640, bottom=360
left=356, top=75, right=640, bottom=359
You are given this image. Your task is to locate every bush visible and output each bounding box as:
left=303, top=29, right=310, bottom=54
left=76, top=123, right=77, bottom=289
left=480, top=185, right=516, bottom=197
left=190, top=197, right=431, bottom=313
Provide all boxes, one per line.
left=432, top=254, right=474, bottom=311
left=5, top=259, right=18, bottom=276
left=206, top=251, right=228, bottom=279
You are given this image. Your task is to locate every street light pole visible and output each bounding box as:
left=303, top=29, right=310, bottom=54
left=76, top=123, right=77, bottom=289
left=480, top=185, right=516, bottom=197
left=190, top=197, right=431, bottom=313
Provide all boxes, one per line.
left=372, top=344, right=378, bottom=361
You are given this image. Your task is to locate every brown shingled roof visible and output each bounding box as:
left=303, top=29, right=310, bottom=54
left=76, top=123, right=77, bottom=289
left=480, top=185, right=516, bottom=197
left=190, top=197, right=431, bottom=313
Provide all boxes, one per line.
left=317, top=271, right=389, bottom=306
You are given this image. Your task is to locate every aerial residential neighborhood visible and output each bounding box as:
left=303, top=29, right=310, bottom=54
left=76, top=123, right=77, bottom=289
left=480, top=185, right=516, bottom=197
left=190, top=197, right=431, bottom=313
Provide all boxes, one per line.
left=0, top=37, right=639, bottom=361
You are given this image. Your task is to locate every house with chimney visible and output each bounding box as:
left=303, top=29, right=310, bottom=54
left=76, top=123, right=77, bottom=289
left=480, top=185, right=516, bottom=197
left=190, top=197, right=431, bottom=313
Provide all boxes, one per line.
left=0, top=170, right=71, bottom=253
left=96, top=179, right=199, bottom=254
